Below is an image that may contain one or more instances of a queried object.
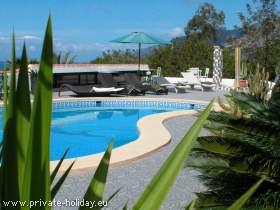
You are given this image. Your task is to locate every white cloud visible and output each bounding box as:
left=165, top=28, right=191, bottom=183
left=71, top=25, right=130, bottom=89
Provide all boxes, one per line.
left=0, top=32, right=4, bottom=40
left=0, top=35, right=41, bottom=42
left=29, top=45, right=37, bottom=51
left=17, top=35, right=40, bottom=40
left=52, top=41, right=139, bottom=61
left=169, top=27, right=185, bottom=38
left=54, top=41, right=129, bottom=53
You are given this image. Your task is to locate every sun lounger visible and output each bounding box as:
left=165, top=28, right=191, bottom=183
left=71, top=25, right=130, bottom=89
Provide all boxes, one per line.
left=97, top=73, right=144, bottom=95
left=181, top=71, right=216, bottom=91
left=58, top=84, right=124, bottom=97
left=123, top=73, right=168, bottom=95
left=151, top=76, right=189, bottom=93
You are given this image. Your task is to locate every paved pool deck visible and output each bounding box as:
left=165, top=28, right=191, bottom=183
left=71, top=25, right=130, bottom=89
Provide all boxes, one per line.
left=53, top=90, right=227, bottom=210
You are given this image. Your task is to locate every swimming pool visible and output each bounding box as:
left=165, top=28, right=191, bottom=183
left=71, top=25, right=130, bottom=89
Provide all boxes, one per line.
left=0, top=100, right=204, bottom=160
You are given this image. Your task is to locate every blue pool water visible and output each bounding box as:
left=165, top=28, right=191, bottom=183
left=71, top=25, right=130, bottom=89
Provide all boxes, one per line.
left=0, top=100, right=204, bottom=160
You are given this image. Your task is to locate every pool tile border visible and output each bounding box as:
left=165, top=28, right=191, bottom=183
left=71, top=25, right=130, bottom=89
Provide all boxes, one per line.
left=52, top=98, right=205, bottom=111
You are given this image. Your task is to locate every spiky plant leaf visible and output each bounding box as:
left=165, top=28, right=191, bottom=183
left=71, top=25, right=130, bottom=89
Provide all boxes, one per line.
left=123, top=202, right=128, bottom=210
left=51, top=148, right=69, bottom=184
left=15, top=43, right=31, bottom=194
left=80, top=141, right=113, bottom=210
left=227, top=177, right=265, bottom=210
left=3, top=68, right=8, bottom=125
left=50, top=149, right=76, bottom=201
left=107, top=188, right=121, bottom=203
left=51, top=161, right=75, bottom=200
left=185, top=199, right=196, bottom=210
left=21, top=16, right=53, bottom=209
left=1, top=31, right=21, bottom=207
left=132, top=99, right=214, bottom=210
left=248, top=65, right=270, bottom=101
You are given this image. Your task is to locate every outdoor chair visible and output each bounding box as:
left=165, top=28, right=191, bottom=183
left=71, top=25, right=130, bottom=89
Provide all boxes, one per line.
left=151, top=76, right=189, bottom=93
left=181, top=71, right=216, bottom=91
left=187, top=67, right=201, bottom=78
left=123, top=73, right=168, bottom=95
left=200, top=68, right=210, bottom=82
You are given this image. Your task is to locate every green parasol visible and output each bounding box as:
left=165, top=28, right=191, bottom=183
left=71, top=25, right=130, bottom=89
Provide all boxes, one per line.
left=111, top=32, right=169, bottom=72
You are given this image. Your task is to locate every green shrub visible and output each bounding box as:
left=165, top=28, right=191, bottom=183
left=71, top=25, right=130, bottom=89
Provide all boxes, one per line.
left=189, top=85, right=280, bottom=209
left=147, top=37, right=213, bottom=77
left=222, top=48, right=235, bottom=79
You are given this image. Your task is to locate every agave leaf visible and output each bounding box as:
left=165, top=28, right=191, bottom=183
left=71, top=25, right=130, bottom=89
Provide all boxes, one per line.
left=51, top=161, right=75, bottom=200
left=3, top=68, right=8, bottom=125
left=80, top=141, right=113, bottom=210
left=185, top=199, right=196, bottom=210
left=21, top=16, right=53, bottom=208
left=15, top=43, right=31, bottom=193
left=51, top=148, right=69, bottom=184
left=107, top=188, right=121, bottom=203
left=1, top=31, right=21, bottom=206
left=101, top=188, right=121, bottom=210
left=132, top=99, right=214, bottom=210
left=7, top=31, right=17, bottom=118
left=0, top=142, right=2, bottom=161
left=123, top=202, right=129, bottom=210
left=227, top=177, right=265, bottom=210
left=0, top=66, right=7, bottom=202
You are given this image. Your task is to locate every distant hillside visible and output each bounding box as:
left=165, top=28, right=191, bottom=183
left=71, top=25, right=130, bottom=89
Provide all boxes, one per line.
left=215, top=28, right=243, bottom=45
left=0, top=61, right=12, bottom=69
left=173, top=28, right=243, bottom=45
left=142, top=29, right=243, bottom=57
left=0, top=61, right=5, bottom=69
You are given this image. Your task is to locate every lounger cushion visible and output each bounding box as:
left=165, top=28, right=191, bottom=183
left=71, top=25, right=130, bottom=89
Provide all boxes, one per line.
left=113, top=88, right=125, bottom=92
left=90, top=87, right=124, bottom=93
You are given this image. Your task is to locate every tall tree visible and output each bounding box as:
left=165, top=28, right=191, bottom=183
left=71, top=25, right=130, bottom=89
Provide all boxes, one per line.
left=238, top=0, right=280, bottom=78
left=147, top=45, right=173, bottom=76
left=147, top=37, right=214, bottom=76
left=184, top=3, right=225, bottom=42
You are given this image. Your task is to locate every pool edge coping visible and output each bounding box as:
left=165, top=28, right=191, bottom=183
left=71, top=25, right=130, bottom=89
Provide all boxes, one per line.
left=50, top=97, right=210, bottom=171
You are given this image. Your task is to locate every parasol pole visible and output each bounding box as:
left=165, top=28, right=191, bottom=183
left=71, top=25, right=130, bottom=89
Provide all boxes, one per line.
left=138, top=43, right=141, bottom=75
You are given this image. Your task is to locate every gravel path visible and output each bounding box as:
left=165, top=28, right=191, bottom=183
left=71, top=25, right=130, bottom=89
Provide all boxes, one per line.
left=53, top=90, right=226, bottom=210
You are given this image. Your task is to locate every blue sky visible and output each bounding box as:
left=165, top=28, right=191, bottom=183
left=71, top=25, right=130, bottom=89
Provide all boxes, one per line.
left=0, top=0, right=252, bottom=62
